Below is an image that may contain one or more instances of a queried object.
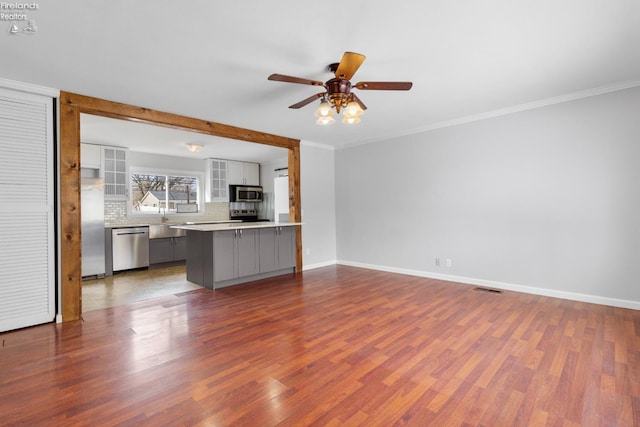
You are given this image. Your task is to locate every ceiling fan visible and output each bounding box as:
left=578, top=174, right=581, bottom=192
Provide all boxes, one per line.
left=268, top=51, right=413, bottom=125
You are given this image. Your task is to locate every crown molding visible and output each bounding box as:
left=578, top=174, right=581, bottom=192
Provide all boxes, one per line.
left=300, top=139, right=335, bottom=151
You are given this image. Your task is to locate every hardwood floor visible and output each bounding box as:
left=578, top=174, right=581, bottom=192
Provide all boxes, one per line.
left=1, top=265, right=638, bottom=426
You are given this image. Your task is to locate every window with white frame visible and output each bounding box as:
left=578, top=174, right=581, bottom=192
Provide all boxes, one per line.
left=130, top=171, right=200, bottom=214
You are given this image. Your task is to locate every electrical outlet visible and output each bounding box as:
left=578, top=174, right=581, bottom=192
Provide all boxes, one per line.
left=446, top=258, right=452, bottom=267
left=435, top=257, right=440, bottom=267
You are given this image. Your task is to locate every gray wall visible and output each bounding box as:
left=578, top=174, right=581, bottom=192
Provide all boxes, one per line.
left=301, top=142, right=337, bottom=269
left=335, top=86, right=640, bottom=307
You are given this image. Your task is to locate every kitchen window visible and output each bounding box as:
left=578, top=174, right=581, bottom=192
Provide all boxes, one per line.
left=130, top=171, right=201, bottom=215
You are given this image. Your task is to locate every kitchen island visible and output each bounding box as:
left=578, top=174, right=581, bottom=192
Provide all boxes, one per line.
left=172, top=222, right=301, bottom=290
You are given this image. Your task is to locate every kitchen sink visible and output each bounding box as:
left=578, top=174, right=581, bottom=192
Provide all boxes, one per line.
left=149, top=224, right=186, bottom=239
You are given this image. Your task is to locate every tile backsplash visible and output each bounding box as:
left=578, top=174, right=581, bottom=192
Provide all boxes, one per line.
left=105, top=201, right=230, bottom=226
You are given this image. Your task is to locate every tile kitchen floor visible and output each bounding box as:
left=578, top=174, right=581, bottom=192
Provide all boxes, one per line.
left=82, top=264, right=202, bottom=312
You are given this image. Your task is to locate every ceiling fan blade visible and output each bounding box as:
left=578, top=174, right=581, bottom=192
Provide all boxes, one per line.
left=351, top=93, right=367, bottom=111
left=268, top=74, right=324, bottom=86
left=354, top=81, right=413, bottom=91
left=288, top=92, right=325, bottom=109
left=334, top=52, right=366, bottom=80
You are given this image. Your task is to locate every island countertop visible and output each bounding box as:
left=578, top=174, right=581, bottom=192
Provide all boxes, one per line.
left=171, top=221, right=302, bottom=232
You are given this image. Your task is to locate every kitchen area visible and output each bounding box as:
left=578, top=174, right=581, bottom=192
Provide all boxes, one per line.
left=80, top=114, right=297, bottom=311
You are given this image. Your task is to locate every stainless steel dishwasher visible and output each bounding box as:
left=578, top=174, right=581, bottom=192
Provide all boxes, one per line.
left=111, top=226, right=150, bottom=272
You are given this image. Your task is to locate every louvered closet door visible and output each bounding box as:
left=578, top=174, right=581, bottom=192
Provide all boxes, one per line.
left=0, top=87, right=55, bottom=332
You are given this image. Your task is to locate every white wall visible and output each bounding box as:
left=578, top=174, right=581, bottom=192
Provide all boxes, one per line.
left=300, top=141, right=337, bottom=269
left=260, top=158, right=288, bottom=194
left=335, top=86, right=640, bottom=308
left=128, top=151, right=206, bottom=172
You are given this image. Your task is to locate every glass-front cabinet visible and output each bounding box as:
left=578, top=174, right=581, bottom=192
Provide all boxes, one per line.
left=208, top=159, right=228, bottom=202
left=102, top=147, right=128, bottom=200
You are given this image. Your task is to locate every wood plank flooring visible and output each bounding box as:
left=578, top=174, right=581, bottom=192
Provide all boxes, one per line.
left=1, top=265, right=639, bottom=426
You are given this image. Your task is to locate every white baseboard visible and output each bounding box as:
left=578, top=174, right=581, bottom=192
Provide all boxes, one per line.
left=302, top=259, right=337, bottom=271
left=336, top=260, right=640, bottom=310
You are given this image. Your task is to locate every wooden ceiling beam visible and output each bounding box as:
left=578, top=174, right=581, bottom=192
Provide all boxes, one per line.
left=60, top=92, right=299, bottom=150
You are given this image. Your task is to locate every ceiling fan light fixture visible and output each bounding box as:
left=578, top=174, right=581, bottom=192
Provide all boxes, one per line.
left=269, top=51, right=411, bottom=127
left=316, top=115, right=335, bottom=125
left=186, top=143, right=203, bottom=152
left=345, top=100, right=364, bottom=117
left=314, top=99, right=334, bottom=118
left=342, top=115, right=360, bottom=125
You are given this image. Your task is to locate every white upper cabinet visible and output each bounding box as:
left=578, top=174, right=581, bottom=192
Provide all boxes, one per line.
left=227, top=160, right=259, bottom=186
left=243, top=162, right=260, bottom=186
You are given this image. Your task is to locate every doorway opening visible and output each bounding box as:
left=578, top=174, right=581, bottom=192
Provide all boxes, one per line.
left=60, top=92, right=302, bottom=321
left=78, top=114, right=289, bottom=312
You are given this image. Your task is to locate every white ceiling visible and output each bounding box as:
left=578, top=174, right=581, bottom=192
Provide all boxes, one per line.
left=2, top=1, right=640, bottom=159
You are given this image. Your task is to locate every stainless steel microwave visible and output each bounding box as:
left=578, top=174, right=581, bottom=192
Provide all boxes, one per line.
left=229, top=185, right=263, bottom=202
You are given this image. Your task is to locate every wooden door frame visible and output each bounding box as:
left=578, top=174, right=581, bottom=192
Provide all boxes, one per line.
left=59, top=92, right=302, bottom=321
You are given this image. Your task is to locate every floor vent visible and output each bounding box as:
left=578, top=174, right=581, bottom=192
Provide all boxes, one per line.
left=474, top=287, right=503, bottom=294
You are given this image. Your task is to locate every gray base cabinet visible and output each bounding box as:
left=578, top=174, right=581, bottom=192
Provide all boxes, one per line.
left=213, top=229, right=259, bottom=282
left=149, top=237, right=187, bottom=265
left=174, top=236, right=187, bottom=260
left=186, top=226, right=296, bottom=290
left=259, top=226, right=295, bottom=273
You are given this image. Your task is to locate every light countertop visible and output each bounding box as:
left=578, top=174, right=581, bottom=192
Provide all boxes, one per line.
left=171, top=222, right=302, bottom=232
left=105, top=220, right=243, bottom=229
left=106, top=224, right=151, bottom=229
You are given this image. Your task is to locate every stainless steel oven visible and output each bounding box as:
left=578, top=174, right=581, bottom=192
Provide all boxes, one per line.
left=229, top=185, right=263, bottom=202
